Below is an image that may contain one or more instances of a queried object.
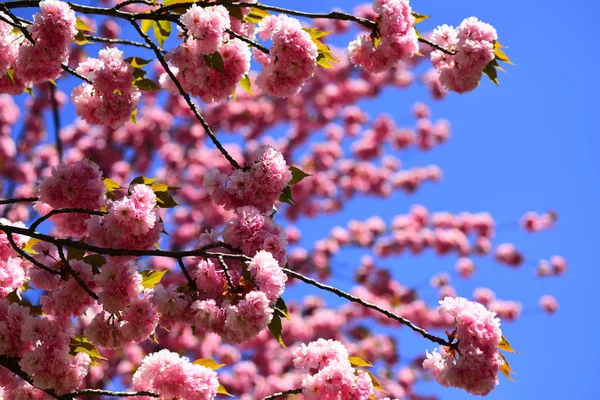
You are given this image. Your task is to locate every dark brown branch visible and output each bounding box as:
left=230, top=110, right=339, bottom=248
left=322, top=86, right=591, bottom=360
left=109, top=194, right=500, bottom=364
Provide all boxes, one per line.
left=262, top=388, right=303, bottom=400
left=0, top=355, right=59, bottom=399
left=418, top=36, right=455, bottom=55
left=226, top=28, right=269, bottom=54
left=177, top=257, right=197, bottom=291
left=113, top=0, right=154, bottom=10
left=29, top=208, right=106, bottom=232
left=283, top=267, right=455, bottom=348
left=57, top=245, right=99, bottom=300
left=84, top=34, right=156, bottom=50
left=0, top=197, right=38, bottom=205
left=217, top=254, right=235, bottom=290
left=6, top=231, right=61, bottom=275
left=60, top=388, right=159, bottom=399
left=130, top=19, right=242, bottom=169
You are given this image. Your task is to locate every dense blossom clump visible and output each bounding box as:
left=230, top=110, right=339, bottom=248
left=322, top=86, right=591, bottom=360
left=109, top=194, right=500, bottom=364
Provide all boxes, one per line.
left=255, top=14, right=318, bottom=97
left=430, top=17, right=497, bottom=93
left=0, top=299, right=32, bottom=357
left=168, top=38, right=251, bottom=103
left=293, top=339, right=374, bottom=400
left=36, top=159, right=105, bottom=237
left=423, top=297, right=503, bottom=396
left=221, top=206, right=288, bottom=264
left=96, top=258, right=143, bottom=313
left=348, top=0, right=419, bottom=73
left=132, top=349, right=219, bottom=399
left=180, top=5, right=231, bottom=55
left=0, top=15, right=21, bottom=79
left=204, top=146, right=292, bottom=213
left=86, top=184, right=163, bottom=250
left=72, top=47, right=141, bottom=127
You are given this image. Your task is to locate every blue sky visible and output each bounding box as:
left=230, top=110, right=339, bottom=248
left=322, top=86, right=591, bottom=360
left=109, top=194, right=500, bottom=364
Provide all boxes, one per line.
left=286, top=0, right=599, bottom=399
left=7, top=0, right=599, bottom=398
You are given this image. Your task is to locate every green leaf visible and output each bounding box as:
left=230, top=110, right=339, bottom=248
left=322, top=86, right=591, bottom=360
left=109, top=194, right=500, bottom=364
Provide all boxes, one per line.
left=494, top=41, right=514, bottom=65
left=132, top=68, right=147, bottom=79
left=139, top=269, right=168, bottom=289
left=243, top=8, right=271, bottom=23
left=24, top=87, right=34, bottom=97
left=150, top=332, right=159, bottom=344
left=141, top=19, right=154, bottom=33
left=203, top=52, right=225, bottom=73
left=303, top=28, right=340, bottom=69
left=125, top=56, right=152, bottom=68
left=5, top=68, right=15, bottom=85
left=217, top=384, right=233, bottom=397
left=274, top=297, right=291, bottom=321
left=131, top=176, right=157, bottom=186
left=364, top=370, right=388, bottom=394
left=192, top=358, right=226, bottom=370
left=225, top=5, right=244, bottom=20
left=69, top=338, right=107, bottom=366
left=133, top=77, right=159, bottom=91
left=498, top=335, right=518, bottom=354
left=348, top=356, right=373, bottom=367
left=67, top=246, right=85, bottom=261
left=76, top=17, right=95, bottom=33
left=155, top=191, right=179, bottom=208
left=23, top=238, right=40, bottom=254
left=499, top=353, right=516, bottom=382
left=82, top=254, right=106, bottom=269
left=482, top=61, right=499, bottom=85
left=153, top=19, right=172, bottom=47
left=268, top=312, right=286, bottom=348
left=11, top=27, right=21, bottom=35
left=411, top=11, right=431, bottom=24
left=151, top=183, right=169, bottom=192
left=130, top=108, right=138, bottom=125
left=289, top=166, right=311, bottom=185
left=239, top=74, right=253, bottom=95
left=74, top=31, right=91, bottom=45
left=278, top=186, right=295, bottom=206
left=104, top=178, right=121, bottom=193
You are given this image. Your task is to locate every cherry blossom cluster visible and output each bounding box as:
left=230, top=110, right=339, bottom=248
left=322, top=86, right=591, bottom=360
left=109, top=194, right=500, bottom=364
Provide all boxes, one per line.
left=255, top=14, right=318, bottom=97
left=521, top=210, right=558, bottom=232
left=293, top=339, right=374, bottom=399
left=72, top=48, right=141, bottom=127
left=132, top=349, right=219, bottom=399
left=0, top=219, right=28, bottom=298
left=87, top=183, right=163, bottom=250
left=430, top=17, right=498, bottom=93
left=180, top=5, right=231, bottom=56
left=536, top=255, right=567, bottom=277
left=35, top=158, right=106, bottom=238
left=423, top=297, right=503, bottom=396
left=349, top=0, right=419, bottom=73
left=204, top=145, right=292, bottom=213
left=0, top=299, right=90, bottom=395
left=0, top=0, right=76, bottom=94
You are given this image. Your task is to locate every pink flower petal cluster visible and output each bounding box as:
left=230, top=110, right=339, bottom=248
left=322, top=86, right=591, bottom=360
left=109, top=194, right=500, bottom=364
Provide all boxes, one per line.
left=189, top=250, right=286, bottom=343
left=87, top=184, right=163, bottom=250
left=96, top=258, right=143, bottom=313
left=423, top=297, right=503, bottom=396
left=255, top=14, right=318, bottom=97
left=521, top=210, right=557, bottom=232
left=539, top=294, right=558, bottom=314
left=132, top=349, right=219, bottom=399
left=430, top=17, right=497, bottom=93
left=37, top=159, right=106, bottom=237
left=204, top=146, right=292, bottom=213
left=536, top=255, right=567, bottom=277
left=221, top=206, right=288, bottom=264
left=85, top=296, right=159, bottom=348
left=168, top=38, right=251, bottom=103
left=0, top=14, right=21, bottom=79
left=11, top=0, right=76, bottom=87
left=494, top=243, right=523, bottom=267
left=292, top=339, right=374, bottom=400
left=180, top=5, right=231, bottom=55
left=19, top=317, right=90, bottom=395
left=0, top=299, right=32, bottom=357
left=72, top=47, right=141, bottom=127
left=348, top=0, right=419, bottom=74
left=0, top=218, right=28, bottom=260
left=41, top=259, right=97, bottom=317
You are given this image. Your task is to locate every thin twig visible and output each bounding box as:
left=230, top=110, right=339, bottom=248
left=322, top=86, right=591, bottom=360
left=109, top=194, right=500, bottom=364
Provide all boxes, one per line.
left=283, top=267, right=454, bottom=347
left=60, top=388, right=159, bottom=399
left=6, top=231, right=61, bottom=275
left=113, top=0, right=155, bottom=10
left=130, top=19, right=242, bottom=169
left=57, top=245, right=99, bottom=300
left=217, top=254, right=235, bottom=290
left=262, top=388, right=303, bottom=400
left=29, top=208, right=106, bottom=232
left=0, top=197, right=38, bottom=205
left=226, top=28, right=269, bottom=54
left=49, top=84, right=63, bottom=162
left=418, top=36, right=455, bottom=55
left=0, top=356, right=59, bottom=399
left=177, top=257, right=197, bottom=291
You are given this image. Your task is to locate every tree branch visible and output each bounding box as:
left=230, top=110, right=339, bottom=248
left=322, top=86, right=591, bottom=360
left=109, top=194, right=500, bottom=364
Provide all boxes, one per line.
left=283, top=267, right=455, bottom=348
left=57, top=245, right=99, bottom=300
left=0, top=355, right=59, bottom=399
left=262, top=388, right=303, bottom=400
left=84, top=34, right=157, bottom=50
left=130, top=19, right=242, bottom=170
left=217, top=253, right=235, bottom=290
left=60, top=388, right=159, bottom=399
left=0, top=197, right=38, bottom=205
left=177, top=257, right=197, bottom=291
left=29, top=208, right=106, bottom=232
left=5, top=230, right=61, bottom=275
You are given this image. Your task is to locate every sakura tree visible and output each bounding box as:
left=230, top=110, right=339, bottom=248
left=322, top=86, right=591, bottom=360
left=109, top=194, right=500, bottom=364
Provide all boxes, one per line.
left=0, top=0, right=564, bottom=399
